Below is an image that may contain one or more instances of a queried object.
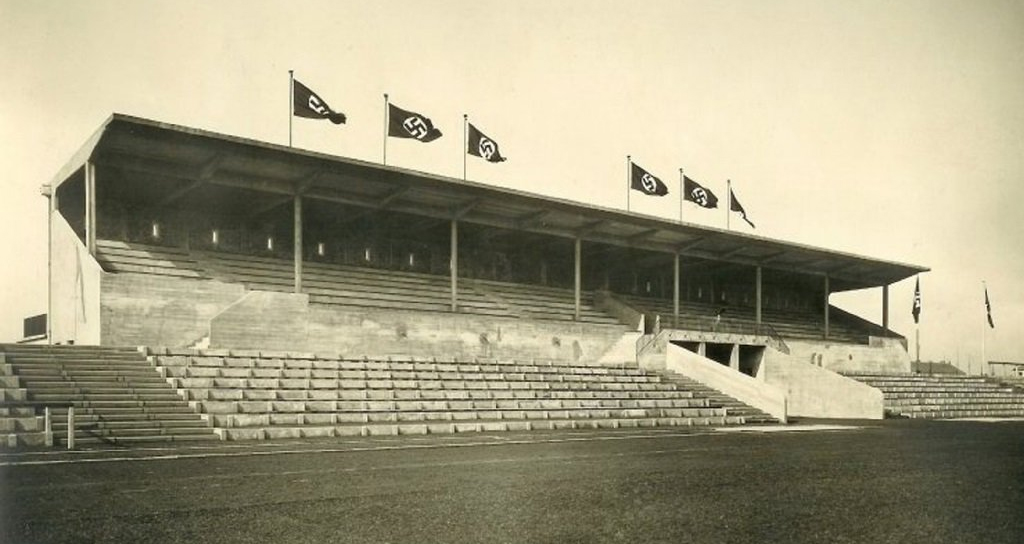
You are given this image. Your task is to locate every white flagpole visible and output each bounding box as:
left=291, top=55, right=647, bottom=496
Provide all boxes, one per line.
left=463, top=114, right=468, bottom=181
left=288, top=70, right=294, bottom=148
left=626, top=155, right=631, bottom=212
left=678, top=168, right=683, bottom=223
left=982, top=280, right=987, bottom=376
left=383, top=93, right=389, bottom=165
left=726, top=179, right=732, bottom=230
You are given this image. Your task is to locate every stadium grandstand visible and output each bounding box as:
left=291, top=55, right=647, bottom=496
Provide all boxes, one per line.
left=6, top=113, right=1024, bottom=449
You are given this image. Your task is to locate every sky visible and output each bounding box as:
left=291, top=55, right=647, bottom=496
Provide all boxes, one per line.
left=1, top=0, right=1022, bottom=369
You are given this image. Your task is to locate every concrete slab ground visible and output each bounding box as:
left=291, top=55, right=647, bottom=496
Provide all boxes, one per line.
left=2, top=419, right=1023, bottom=543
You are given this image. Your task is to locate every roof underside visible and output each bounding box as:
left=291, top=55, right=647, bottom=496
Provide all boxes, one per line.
left=59, top=114, right=928, bottom=292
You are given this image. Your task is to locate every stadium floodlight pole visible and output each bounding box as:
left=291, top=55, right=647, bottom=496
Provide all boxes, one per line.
left=288, top=70, right=294, bottom=147
left=383, top=93, right=389, bottom=165
left=463, top=114, right=468, bottom=181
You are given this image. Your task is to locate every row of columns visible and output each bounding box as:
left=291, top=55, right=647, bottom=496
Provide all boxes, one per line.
left=79, top=164, right=893, bottom=334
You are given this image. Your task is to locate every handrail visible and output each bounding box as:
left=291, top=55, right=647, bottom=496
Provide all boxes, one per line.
left=1, top=401, right=76, bottom=449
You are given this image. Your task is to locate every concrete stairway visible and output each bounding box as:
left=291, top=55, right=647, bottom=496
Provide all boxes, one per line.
left=149, top=348, right=762, bottom=440
left=1, top=344, right=218, bottom=446
left=658, top=370, right=780, bottom=424
left=844, top=373, right=1024, bottom=419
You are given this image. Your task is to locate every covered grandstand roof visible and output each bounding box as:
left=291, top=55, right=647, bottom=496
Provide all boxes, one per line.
left=54, top=113, right=928, bottom=292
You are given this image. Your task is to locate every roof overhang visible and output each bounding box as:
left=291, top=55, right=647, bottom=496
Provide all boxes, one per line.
left=55, top=113, right=929, bottom=292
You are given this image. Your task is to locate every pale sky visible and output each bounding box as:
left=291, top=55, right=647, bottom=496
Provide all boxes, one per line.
left=2, top=0, right=1022, bottom=368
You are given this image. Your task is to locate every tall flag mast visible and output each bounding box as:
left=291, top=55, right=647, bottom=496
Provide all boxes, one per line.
left=912, top=276, right=922, bottom=365
left=983, top=282, right=994, bottom=374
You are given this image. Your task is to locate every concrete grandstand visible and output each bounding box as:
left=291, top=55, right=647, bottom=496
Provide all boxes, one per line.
left=7, top=113, right=1024, bottom=449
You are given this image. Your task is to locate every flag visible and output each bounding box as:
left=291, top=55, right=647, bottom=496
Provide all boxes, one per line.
left=293, top=79, right=346, bottom=124
left=730, top=187, right=755, bottom=228
left=912, top=277, right=921, bottom=324
left=683, top=176, right=718, bottom=208
left=985, top=287, right=994, bottom=328
left=388, top=103, right=442, bottom=142
left=467, top=123, right=506, bottom=162
left=630, top=163, right=669, bottom=196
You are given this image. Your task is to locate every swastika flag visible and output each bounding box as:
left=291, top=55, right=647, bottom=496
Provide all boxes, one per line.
left=293, top=79, right=346, bottom=124
left=388, top=103, right=442, bottom=142
left=630, top=163, right=669, bottom=196
left=467, top=123, right=506, bottom=162
left=683, top=176, right=718, bottom=208
left=985, top=286, right=994, bottom=328
left=912, top=277, right=921, bottom=324
left=729, top=187, right=755, bottom=228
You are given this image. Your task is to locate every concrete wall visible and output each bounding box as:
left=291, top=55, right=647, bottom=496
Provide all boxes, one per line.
left=50, top=215, right=101, bottom=345
left=209, top=290, right=628, bottom=362
left=762, top=348, right=884, bottom=419
left=663, top=343, right=788, bottom=422
left=100, top=273, right=246, bottom=347
left=785, top=337, right=911, bottom=374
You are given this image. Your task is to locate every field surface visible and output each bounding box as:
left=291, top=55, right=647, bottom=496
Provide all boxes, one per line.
left=2, top=419, right=1023, bottom=543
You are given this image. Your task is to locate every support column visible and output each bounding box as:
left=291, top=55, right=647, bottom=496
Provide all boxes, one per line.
left=755, top=266, right=763, bottom=327
left=574, top=237, right=581, bottom=321
left=673, top=252, right=680, bottom=328
left=882, top=284, right=890, bottom=332
left=450, top=219, right=458, bottom=312
left=293, top=195, right=303, bottom=293
left=729, top=343, right=740, bottom=371
left=85, top=162, right=97, bottom=256
left=823, top=275, right=831, bottom=340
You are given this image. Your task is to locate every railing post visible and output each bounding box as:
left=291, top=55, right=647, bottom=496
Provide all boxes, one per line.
left=44, top=406, right=53, bottom=447
left=66, top=405, right=75, bottom=450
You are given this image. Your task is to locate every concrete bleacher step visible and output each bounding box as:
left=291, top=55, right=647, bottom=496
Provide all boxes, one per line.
left=844, top=372, right=1024, bottom=419
left=151, top=349, right=770, bottom=440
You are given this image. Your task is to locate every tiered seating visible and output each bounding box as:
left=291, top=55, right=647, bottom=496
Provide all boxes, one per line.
left=95, top=239, right=207, bottom=279
left=470, top=278, right=621, bottom=325
left=150, top=349, right=752, bottom=440
left=619, top=294, right=867, bottom=343
left=844, top=372, right=1024, bottom=419
left=1, top=345, right=218, bottom=446
left=1, top=356, right=46, bottom=448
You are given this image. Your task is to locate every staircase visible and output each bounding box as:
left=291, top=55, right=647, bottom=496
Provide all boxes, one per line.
left=844, top=373, right=1024, bottom=419
left=1, top=344, right=218, bottom=446
left=659, top=370, right=780, bottom=424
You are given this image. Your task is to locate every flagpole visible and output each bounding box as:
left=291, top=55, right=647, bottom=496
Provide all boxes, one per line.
left=463, top=114, right=468, bottom=181
left=726, top=179, right=731, bottom=230
left=982, top=280, right=987, bottom=376
left=383, top=93, right=389, bottom=165
left=288, top=70, right=294, bottom=148
left=626, top=155, right=631, bottom=212
left=678, top=168, right=683, bottom=223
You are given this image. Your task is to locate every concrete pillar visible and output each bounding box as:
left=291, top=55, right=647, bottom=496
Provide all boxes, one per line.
left=755, top=266, right=763, bottom=327
left=85, top=162, right=97, bottom=256
left=698, top=342, right=706, bottom=357
left=823, top=276, right=831, bottom=339
left=293, top=196, right=303, bottom=293
left=450, top=219, right=458, bottom=312
left=882, top=283, right=890, bottom=332
left=729, top=343, right=740, bottom=370
left=574, top=237, right=581, bottom=321
left=673, top=252, right=680, bottom=328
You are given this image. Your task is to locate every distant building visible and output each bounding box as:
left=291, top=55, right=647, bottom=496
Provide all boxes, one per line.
left=988, top=361, right=1024, bottom=378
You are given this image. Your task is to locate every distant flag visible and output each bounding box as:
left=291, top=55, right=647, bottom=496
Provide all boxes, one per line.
left=729, top=187, right=755, bottom=228
left=630, top=163, right=669, bottom=196
left=683, top=176, right=718, bottom=208
left=912, top=277, right=921, bottom=324
left=467, top=123, right=506, bottom=162
left=292, top=79, right=346, bottom=124
left=388, top=103, right=443, bottom=142
left=985, top=286, right=994, bottom=328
